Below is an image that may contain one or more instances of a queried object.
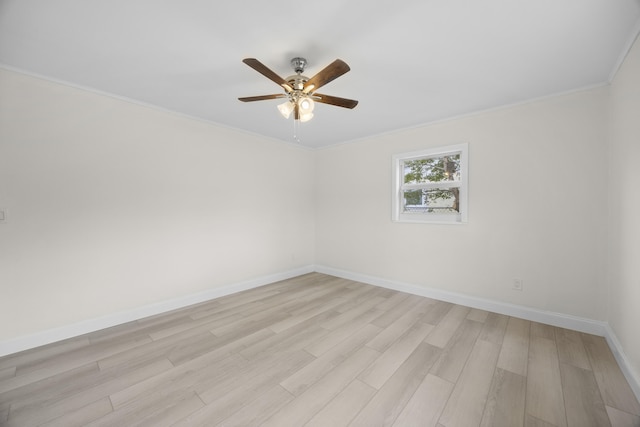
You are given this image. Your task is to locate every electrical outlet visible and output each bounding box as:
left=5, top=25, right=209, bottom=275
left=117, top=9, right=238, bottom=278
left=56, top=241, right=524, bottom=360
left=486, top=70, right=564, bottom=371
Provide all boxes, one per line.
left=512, top=279, right=523, bottom=291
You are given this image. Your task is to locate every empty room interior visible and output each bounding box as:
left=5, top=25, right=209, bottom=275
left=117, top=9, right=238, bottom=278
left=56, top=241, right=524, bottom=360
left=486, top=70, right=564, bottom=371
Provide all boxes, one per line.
left=1, top=1, right=640, bottom=426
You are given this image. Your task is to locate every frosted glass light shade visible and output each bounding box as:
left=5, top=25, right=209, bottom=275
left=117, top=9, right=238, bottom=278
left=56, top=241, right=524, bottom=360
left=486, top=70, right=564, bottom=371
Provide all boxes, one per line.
left=277, top=101, right=294, bottom=119
left=277, top=96, right=314, bottom=121
left=298, top=97, right=314, bottom=114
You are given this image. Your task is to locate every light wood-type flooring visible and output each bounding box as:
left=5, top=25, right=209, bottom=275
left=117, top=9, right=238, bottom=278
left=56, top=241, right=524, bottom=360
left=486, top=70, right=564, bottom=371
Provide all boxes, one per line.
left=1, top=273, right=639, bottom=426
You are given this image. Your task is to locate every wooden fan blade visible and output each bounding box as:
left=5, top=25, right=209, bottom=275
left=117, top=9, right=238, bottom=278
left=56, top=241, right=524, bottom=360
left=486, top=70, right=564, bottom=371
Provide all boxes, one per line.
left=238, top=94, right=287, bottom=102
left=242, top=58, right=293, bottom=92
left=294, top=102, right=300, bottom=120
left=313, top=93, right=358, bottom=109
left=303, top=59, right=350, bottom=94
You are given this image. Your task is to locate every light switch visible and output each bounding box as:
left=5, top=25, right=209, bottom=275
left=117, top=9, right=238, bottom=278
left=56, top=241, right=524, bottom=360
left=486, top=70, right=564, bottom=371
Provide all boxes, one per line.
left=0, top=209, right=6, bottom=223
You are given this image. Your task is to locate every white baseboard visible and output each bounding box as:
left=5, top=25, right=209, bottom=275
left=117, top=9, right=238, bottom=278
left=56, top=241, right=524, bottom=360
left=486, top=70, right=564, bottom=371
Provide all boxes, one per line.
left=315, top=265, right=607, bottom=334
left=314, top=264, right=640, bottom=403
left=603, top=324, right=640, bottom=403
left=0, top=265, right=314, bottom=357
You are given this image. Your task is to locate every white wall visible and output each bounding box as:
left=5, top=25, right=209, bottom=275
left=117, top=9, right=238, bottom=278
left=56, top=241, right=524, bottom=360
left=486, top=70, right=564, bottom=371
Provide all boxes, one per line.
left=315, top=87, right=609, bottom=321
left=0, top=69, right=315, bottom=342
left=608, top=34, right=640, bottom=389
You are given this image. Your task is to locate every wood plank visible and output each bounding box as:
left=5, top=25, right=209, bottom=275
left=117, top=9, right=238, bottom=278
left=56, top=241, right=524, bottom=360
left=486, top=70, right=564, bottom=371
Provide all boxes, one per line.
left=281, top=323, right=380, bottom=396
left=260, top=346, right=380, bottom=427
left=208, top=302, right=293, bottom=337
left=332, top=283, right=388, bottom=314
left=372, top=291, right=411, bottom=312
left=177, top=351, right=314, bottom=426
left=497, top=317, right=530, bottom=376
left=370, top=294, right=422, bottom=328
left=0, top=334, right=152, bottom=395
left=480, top=368, right=526, bottom=427
left=100, top=322, right=273, bottom=372
left=148, top=311, right=239, bottom=341
left=1, top=407, right=8, bottom=424
left=304, top=379, right=377, bottom=427
left=530, top=322, right=556, bottom=340
left=215, top=385, right=294, bottom=427
left=439, top=339, right=501, bottom=427
left=555, top=327, right=591, bottom=370
left=194, top=350, right=311, bottom=405
left=582, top=333, right=640, bottom=416
left=605, top=405, right=640, bottom=427
left=0, top=366, right=16, bottom=381
left=86, top=390, right=204, bottom=427
left=366, top=298, right=434, bottom=352
left=350, top=342, right=442, bottom=427
left=467, top=308, right=490, bottom=323
left=238, top=322, right=331, bottom=361
left=421, top=300, right=454, bottom=326
left=4, top=359, right=173, bottom=426
left=37, top=398, right=113, bottom=427
left=0, top=337, right=91, bottom=372
left=97, top=329, right=224, bottom=370
left=166, top=331, right=240, bottom=366
left=320, top=295, right=387, bottom=331
left=0, top=363, right=97, bottom=422
left=285, top=281, right=355, bottom=316
left=525, top=414, right=559, bottom=427
left=560, top=362, right=611, bottom=427
left=111, top=314, right=199, bottom=343
left=108, top=353, right=243, bottom=410
left=188, top=288, right=282, bottom=318
left=478, top=312, right=509, bottom=346
left=304, top=308, right=384, bottom=357
left=392, top=373, right=454, bottom=427
left=424, top=305, right=470, bottom=348
left=268, top=293, right=344, bottom=333
left=14, top=334, right=150, bottom=377
left=526, top=335, right=567, bottom=427
left=359, top=321, right=434, bottom=389
left=430, top=318, right=483, bottom=383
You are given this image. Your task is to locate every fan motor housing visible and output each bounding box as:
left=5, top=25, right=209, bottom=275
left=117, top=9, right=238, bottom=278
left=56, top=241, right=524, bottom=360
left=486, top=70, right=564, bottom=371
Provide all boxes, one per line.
left=285, top=74, right=309, bottom=91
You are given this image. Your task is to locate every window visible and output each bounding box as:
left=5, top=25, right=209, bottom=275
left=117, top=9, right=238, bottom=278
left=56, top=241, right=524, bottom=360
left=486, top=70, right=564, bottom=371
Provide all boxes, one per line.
left=392, top=143, right=468, bottom=223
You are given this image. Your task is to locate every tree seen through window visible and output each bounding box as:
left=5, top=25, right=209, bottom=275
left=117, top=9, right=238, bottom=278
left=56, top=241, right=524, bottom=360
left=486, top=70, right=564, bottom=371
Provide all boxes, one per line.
left=403, top=154, right=460, bottom=212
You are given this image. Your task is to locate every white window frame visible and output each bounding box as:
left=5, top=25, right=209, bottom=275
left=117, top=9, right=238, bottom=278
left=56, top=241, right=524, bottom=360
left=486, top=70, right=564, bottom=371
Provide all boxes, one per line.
left=392, top=143, right=468, bottom=224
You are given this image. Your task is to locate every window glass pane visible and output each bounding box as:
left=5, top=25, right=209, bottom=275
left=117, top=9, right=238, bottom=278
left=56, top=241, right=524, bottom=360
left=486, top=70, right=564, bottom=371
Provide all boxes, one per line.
left=402, top=188, right=460, bottom=213
left=403, top=153, right=461, bottom=184
left=393, top=143, right=468, bottom=223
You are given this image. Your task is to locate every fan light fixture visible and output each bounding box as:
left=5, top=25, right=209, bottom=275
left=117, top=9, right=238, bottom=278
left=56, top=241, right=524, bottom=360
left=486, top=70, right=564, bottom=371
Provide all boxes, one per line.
left=239, top=57, right=358, bottom=126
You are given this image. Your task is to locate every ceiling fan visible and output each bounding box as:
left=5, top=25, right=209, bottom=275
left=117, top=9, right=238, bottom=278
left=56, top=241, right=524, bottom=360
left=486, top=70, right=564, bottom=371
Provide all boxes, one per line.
left=238, top=57, right=358, bottom=122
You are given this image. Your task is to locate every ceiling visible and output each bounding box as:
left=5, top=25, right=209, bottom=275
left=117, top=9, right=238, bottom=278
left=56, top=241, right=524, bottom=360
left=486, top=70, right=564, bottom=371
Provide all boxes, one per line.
left=1, top=1, right=639, bottom=148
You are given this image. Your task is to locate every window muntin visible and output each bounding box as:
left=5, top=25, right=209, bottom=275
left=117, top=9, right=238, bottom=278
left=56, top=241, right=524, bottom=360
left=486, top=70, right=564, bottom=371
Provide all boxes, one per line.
left=392, top=144, right=468, bottom=223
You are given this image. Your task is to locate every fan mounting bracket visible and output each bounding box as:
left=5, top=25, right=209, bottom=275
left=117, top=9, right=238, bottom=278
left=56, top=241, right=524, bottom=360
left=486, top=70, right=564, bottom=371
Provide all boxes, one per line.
left=290, top=57, right=307, bottom=74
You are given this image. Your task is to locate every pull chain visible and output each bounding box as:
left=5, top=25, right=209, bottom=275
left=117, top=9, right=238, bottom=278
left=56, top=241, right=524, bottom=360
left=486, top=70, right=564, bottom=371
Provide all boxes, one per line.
left=293, top=118, right=301, bottom=143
